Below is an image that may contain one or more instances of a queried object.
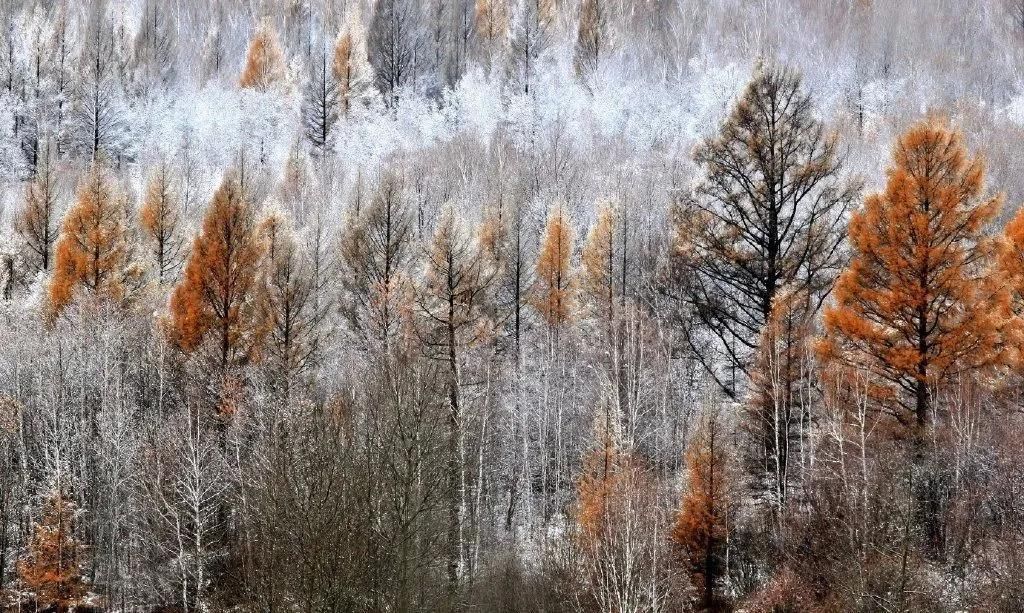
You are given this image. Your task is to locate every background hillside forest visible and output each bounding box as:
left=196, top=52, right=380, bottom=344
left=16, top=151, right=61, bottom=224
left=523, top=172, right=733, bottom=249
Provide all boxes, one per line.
left=6, top=0, right=1024, bottom=611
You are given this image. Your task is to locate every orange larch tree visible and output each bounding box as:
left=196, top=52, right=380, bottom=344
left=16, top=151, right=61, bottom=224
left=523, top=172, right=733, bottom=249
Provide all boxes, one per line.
left=748, top=286, right=814, bottom=513
left=581, top=201, right=617, bottom=326
left=17, top=490, right=88, bottom=613
left=49, top=166, right=140, bottom=316
left=170, top=171, right=266, bottom=370
left=333, top=11, right=374, bottom=118
left=239, top=21, right=285, bottom=91
left=820, top=117, right=1003, bottom=432
left=532, top=203, right=575, bottom=336
left=672, top=409, right=731, bottom=611
left=997, top=207, right=1024, bottom=369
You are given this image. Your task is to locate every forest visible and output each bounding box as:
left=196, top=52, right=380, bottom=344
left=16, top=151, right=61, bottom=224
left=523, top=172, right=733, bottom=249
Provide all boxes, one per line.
left=3, top=0, right=1024, bottom=611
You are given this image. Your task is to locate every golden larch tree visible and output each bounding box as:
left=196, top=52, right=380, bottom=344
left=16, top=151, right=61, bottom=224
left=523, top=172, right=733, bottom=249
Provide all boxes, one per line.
left=170, top=171, right=266, bottom=370
left=333, top=11, right=374, bottom=117
left=139, top=160, right=186, bottom=284
left=17, top=490, right=88, bottom=613
left=997, top=207, right=1024, bottom=368
left=672, top=410, right=731, bottom=611
left=820, top=117, right=1003, bottom=431
left=49, top=167, right=139, bottom=316
left=239, top=21, right=286, bottom=91
left=532, top=203, right=574, bottom=331
left=581, top=201, right=617, bottom=325
left=747, top=286, right=814, bottom=511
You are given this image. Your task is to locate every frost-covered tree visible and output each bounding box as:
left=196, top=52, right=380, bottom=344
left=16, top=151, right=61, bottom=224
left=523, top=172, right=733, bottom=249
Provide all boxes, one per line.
left=368, top=0, right=422, bottom=108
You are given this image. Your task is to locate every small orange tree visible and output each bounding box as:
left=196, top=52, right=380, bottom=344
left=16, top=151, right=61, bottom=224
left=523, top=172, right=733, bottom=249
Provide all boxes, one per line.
left=18, top=490, right=87, bottom=613
left=820, top=117, right=1003, bottom=431
left=672, top=410, right=730, bottom=610
left=532, top=204, right=575, bottom=334
left=239, top=21, right=285, bottom=91
left=333, top=12, right=373, bottom=117
left=49, top=166, right=139, bottom=316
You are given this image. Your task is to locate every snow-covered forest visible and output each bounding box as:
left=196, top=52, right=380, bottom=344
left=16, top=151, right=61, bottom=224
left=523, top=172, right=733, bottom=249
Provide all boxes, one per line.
left=3, top=0, right=1024, bottom=611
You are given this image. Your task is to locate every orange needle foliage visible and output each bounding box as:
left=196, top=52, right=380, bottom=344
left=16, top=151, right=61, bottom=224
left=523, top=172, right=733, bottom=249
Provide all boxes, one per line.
left=18, top=490, right=87, bottom=613
left=239, top=22, right=285, bottom=91
left=532, top=204, right=574, bottom=330
left=820, top=117, right=1004, bottom=430
left=672, top=412, right=730, bottom=610
left=170, top=172, right=266, bottom=369
left=997, top=208, right=1024, bottom=367
left=581, top=202, right=616, bottom=323
left=49, top=167, right=137, bottom=316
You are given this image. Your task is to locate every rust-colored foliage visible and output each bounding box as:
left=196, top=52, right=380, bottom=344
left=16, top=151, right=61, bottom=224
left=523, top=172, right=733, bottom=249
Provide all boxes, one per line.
left=581, top=202, right=616, bottom=323
left=17, top=490, right=87, bottom=613
left=49, top=167, right=138, bottom=316
left=475, top=0, right=509, bottom=40
left=532, top=204, right=574, bottom=329
left=995, top=207, right=1024, bottom=369
left=332, top=13, right=372, bottom=117
left=170, top=172, right=266, bottom=369
left=820, top=117, right=1003, bottom=430
left=672, top=412, right=730, bottom=610
left=575, top=443, right=649, bottom=551
left=475, top=0, right=510, bottom=64
left=747, top=286, right=814, bottom=507
left=239, top=22, right=285, bottom=91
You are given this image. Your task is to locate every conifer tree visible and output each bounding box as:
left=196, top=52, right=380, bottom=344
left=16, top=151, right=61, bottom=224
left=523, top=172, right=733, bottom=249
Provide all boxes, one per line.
left=368, top=0, right=421, bottom=108
left=820, top=117, right=1003, bottom=431
left=582, top=202, right=617, bottom=326
left=475, top=0, right=509, bottom=71
left=139, top=160, right=185, bottom=284
left=302, top=43, right=339, bottom=151
left=683, top=63, right=858, bottom=396
left=17, top=490, right=88, bottom=613
left=748, top=287, right=814, bottom=512
left=49, top=166, right=139, bottom=315
left=239, top=21, right=286, bottom=91
left=672, top=410, right=731, bottom=611
left=339, top=171, right=413, bottom=354
left=532, top=203, right=574, bottom=333
left=74, top=2, right=130, bottom=163
left=15, top=139, right=59, bottom=277
left=416, top=207, right=495, bottom=592
left=334, top=11, right=375, bottom=117
left=170, top=171, right=266, bottom=370
left=509, top=0, right=554, bottom=94
left=258, top=211, right=327, bottom=398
